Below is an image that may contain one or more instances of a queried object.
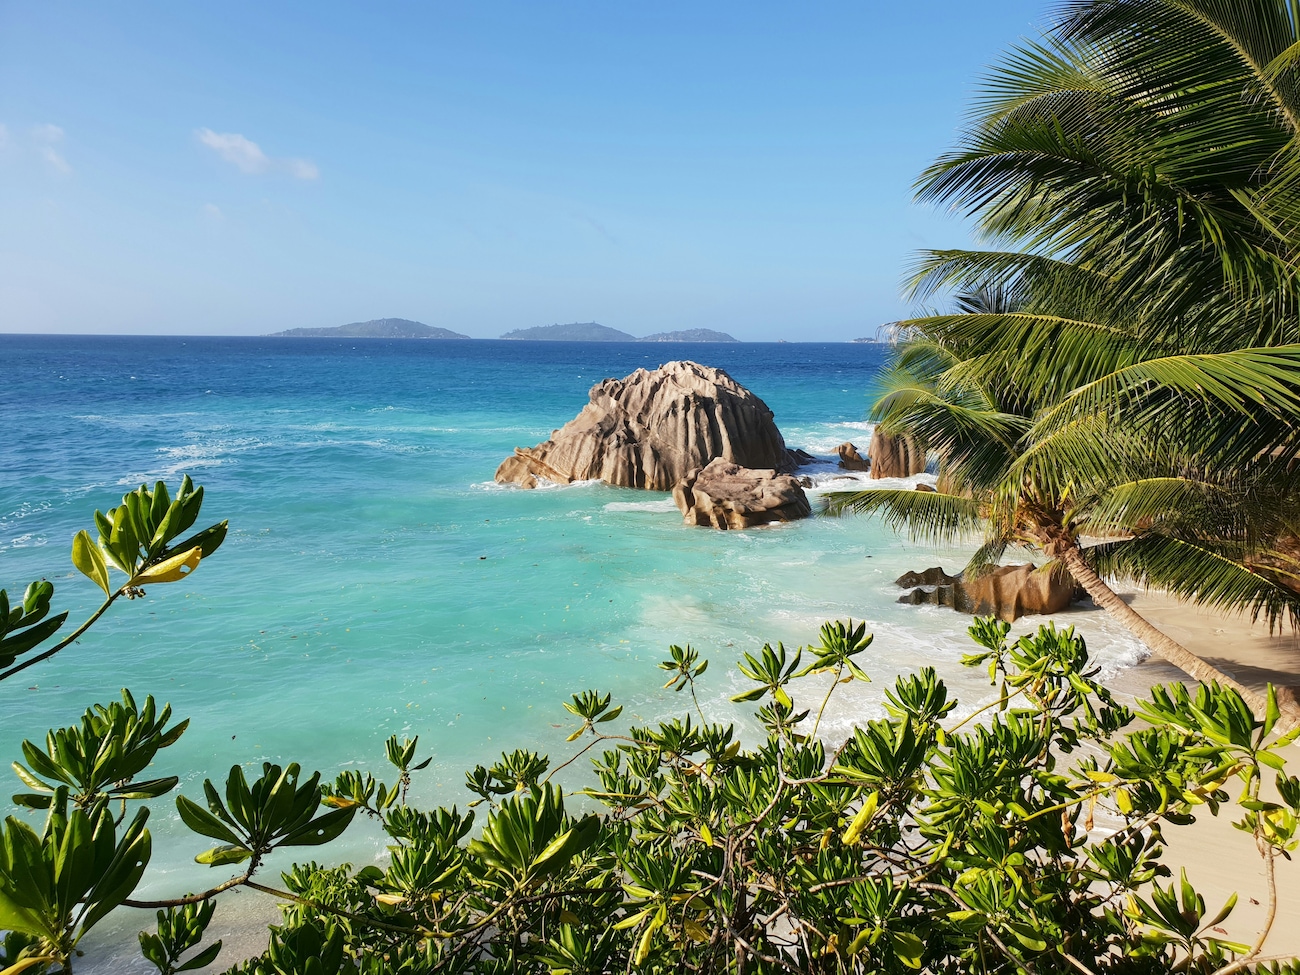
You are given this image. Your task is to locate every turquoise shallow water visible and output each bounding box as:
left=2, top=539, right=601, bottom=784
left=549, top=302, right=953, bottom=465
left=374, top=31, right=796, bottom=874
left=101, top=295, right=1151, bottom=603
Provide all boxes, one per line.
left=0, top=336, right=1145, bottom=944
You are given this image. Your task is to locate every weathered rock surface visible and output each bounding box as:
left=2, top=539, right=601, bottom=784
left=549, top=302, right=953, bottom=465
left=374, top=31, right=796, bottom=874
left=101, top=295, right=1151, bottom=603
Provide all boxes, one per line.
left=896, top=567, right=961, bottom=588
left=495, top=360, right=794, bottom=490
left=896, top=563, right=1078, bottom=622
left=672, top=458, right=811, bottom=530
left=836, top=442, right=870, bottom=471
left=869, top=431, right=926, bottom=479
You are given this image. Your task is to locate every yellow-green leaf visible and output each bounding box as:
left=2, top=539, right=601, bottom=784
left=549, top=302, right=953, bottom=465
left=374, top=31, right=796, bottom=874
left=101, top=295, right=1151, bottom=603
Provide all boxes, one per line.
left=1116, top=788, right=1133, bottom=815
left=842, top=791, right=880, bottom=846
left=129, top=546, right=202, bottom=587
left=1, top=957, right=60, bottom=975
left=682, top=917, right=709, bottom=943
left=72, top=530, right=112, bottom=595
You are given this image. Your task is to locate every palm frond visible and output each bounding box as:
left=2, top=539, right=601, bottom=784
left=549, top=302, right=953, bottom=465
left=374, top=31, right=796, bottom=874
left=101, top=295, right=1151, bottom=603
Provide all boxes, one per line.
left=1035, top=345, right=1300, bottom=434
left=822, top=489, right=986, bottom=547
left=1088, top=533, right=1300, bottom=630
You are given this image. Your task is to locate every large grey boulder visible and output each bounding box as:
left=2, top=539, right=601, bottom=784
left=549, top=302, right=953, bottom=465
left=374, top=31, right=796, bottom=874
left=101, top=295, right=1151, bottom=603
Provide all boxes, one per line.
left=495, top=361, right=794, bottom=490
left=672, top=459, right=811, bottom=530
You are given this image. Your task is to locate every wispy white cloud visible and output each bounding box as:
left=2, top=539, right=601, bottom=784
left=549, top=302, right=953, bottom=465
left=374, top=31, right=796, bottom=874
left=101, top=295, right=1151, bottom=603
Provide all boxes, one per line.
left=197, top=128, right=269, bottom=173
left=32, top=123, right=71, bottom=173
left=285, top=158, right=319, bottom=180
left=197, top=128, right=318, bottom=179
left=201, top=202, right=224, bottom=220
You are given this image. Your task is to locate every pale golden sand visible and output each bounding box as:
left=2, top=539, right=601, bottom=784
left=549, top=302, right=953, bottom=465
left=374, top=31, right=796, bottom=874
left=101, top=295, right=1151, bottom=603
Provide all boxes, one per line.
left=1106, top=591, right=1300, bottom=959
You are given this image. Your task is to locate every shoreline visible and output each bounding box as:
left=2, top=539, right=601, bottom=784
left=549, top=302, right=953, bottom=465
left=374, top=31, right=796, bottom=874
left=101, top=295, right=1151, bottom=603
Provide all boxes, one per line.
left=1102, top=591, right=1300, bottom=957
left=81, top=589, right=1300, bottom=971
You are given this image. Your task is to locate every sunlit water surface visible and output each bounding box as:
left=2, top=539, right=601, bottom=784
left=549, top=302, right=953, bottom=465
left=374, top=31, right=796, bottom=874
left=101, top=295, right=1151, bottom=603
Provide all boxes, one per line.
left=0, top=336, right=1145, bottom=967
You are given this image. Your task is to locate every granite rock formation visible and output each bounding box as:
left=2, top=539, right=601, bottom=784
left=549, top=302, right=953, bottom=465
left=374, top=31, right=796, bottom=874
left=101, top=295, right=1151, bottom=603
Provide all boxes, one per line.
left=836, top=442, right=870, bottom=471
left=495, top=361, right=794, bottom=490
left=672, top=459, right=811, bottom=530
left=895, top=566, right=961, bottom=588
left=869, top=431, right=926, bottom=479
left=896, top=563, right=1078, bottom=622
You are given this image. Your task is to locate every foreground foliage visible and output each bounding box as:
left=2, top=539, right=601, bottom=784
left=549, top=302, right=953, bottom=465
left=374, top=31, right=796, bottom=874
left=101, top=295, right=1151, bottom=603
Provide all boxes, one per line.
left=0, top=475, right=226, bottom=686
left=3, top=606, right=1300, bottom=973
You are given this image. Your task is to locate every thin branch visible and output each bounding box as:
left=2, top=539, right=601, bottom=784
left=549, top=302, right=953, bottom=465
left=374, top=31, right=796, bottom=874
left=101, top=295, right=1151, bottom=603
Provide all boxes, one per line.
left=1208, top=846, right=1279, bottom=975
left=0, top=591, right=121, bottom=682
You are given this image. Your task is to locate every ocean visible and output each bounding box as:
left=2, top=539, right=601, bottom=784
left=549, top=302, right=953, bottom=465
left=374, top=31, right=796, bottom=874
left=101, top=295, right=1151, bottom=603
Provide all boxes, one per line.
left=0, top=335, right=1145, bottom=965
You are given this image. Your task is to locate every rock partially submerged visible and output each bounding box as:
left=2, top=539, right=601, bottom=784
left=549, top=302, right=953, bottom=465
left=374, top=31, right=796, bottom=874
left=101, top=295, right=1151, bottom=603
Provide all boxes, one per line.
left=672, top=459, right=811, bottom=530
left=869, top=431, right=926, bottom=479
left=896, top=563, right=1080, bottom=622
left=495, top=361, right=795, bottom=490
left=895, top=567, right=961, bottom=588
left=836, top=442, right=870, bottom=471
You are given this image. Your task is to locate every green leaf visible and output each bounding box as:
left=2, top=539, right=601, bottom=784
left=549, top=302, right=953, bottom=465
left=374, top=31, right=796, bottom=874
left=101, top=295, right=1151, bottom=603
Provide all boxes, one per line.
left=278, top=806, right=356, bottom=848
left=0, top=614, right=69, bottom=658
left=890, top=930, right=925, bottom=969
left=176, top=941, right=223, bottom=972
left=175, top=795, right=242, bottom=847
left=109, top=777, right=178, bottom=800
left=10, top=793, right=52, bottom=810
left=72, top=530, right=112, bottom=595
left=195, top=845, right=251, bottom=866
left=1005, top=921, right=1047, bottom=952
left=166, top=522, right=228, bottom=561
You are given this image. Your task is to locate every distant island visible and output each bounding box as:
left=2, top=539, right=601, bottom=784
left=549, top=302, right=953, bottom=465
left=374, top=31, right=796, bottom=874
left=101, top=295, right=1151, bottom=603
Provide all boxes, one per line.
left=268, top=318, right=741, bottom=342
left=502, top=322, right=636, bottom=341
left=270, top=318, right=470, bottom=339
left=639, top=329, right=737, bottom=342
left=501, top=322, right=738, bottom=342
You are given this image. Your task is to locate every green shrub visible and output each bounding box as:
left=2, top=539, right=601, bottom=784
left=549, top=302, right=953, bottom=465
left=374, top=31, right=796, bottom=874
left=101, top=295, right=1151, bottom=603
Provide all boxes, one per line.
left=3, top=484, right=1298, bottom=974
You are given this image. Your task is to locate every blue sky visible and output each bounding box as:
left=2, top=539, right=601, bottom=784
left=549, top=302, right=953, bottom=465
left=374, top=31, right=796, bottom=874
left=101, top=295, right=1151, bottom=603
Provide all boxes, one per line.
left=0, top=1, right=1045, bottom=340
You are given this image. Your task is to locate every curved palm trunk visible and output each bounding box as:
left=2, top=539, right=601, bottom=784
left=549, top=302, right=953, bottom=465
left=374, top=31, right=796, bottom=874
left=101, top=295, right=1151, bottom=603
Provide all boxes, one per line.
left=1056, top=543, right=1269, bottom=716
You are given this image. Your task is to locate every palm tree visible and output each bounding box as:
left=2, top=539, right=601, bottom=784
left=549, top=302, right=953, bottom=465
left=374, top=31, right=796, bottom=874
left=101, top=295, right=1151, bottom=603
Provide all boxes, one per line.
left=828, top=2, right=1300, bottom=710
left=827, top=303, right=1300, bottom=712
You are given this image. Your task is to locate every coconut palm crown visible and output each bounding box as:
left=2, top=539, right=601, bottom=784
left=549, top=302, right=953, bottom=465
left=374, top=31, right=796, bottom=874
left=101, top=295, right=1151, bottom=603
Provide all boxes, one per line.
left=829, top=0, right=1300, bottom=711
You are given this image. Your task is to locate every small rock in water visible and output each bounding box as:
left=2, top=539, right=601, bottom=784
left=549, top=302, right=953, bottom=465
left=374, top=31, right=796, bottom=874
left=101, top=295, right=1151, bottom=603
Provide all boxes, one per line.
left=672, top=458, right=811, bottom=530
left=835, top=441, right=870, bottom=471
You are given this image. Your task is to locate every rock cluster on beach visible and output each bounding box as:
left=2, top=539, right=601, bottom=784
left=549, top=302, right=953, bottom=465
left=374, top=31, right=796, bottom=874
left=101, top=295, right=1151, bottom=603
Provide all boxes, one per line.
left=495, top=360, right=799, bottom=493
left=896, top=563, right=1081, bottom=622
left=672, top=458, right=811, bottom=530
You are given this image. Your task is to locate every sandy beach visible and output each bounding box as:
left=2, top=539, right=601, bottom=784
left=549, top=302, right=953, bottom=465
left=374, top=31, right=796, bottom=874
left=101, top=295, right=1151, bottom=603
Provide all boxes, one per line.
left=1107, top=591, right=1300, bottom=959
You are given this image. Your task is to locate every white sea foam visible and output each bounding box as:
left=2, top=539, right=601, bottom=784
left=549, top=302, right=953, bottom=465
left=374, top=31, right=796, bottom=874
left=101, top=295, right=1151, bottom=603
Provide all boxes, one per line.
left=802, top=471, right=938, bottom=495
left=786, top=419, right=876, bottom=455
left=604, top=498, right=679, bottom=513
left=471, top=476, right=605, bottom=492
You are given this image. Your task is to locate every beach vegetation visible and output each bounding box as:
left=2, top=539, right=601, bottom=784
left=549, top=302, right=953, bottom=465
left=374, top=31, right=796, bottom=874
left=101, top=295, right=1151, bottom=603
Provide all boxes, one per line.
left=0, top=476, right=226, bottom=687
left=3, top=495, right=1300, bottom=972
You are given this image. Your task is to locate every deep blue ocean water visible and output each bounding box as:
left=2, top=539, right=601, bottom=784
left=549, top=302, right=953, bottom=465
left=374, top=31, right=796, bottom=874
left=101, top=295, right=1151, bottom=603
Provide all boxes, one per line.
left=0, top=335, right=1143, bottom=964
